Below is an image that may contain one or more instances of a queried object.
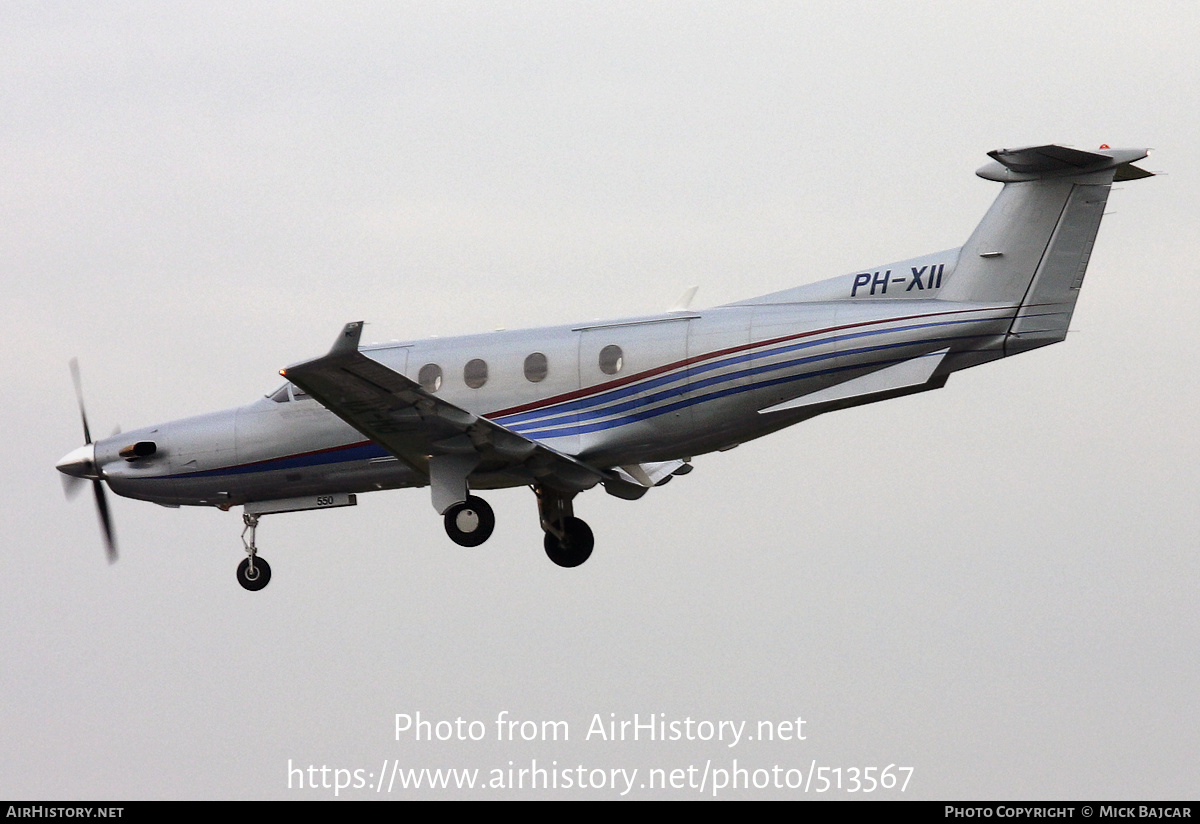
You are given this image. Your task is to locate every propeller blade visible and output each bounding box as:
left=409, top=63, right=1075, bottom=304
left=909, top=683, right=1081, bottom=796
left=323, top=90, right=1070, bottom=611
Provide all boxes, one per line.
left=93, top=478, right=117, bottom=563
left=69, top=357, right=93, bottom=445
left=66, top=358, right=117, bottom=563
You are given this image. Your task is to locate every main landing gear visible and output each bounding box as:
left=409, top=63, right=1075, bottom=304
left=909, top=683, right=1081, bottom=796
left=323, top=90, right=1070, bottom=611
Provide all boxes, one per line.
left=238, top=513, right=271, bottom=591
left=439, top=488, right=596, bottom=567
left=542, top=517, right=594, bottom=568
left=536, top=485, right=594, bottom=568
left=443, top=496, right=495, bottom=547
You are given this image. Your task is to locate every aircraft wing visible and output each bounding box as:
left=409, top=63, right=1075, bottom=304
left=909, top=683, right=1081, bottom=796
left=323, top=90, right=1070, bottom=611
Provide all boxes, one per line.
left=282, top=322, right=644, bottom=512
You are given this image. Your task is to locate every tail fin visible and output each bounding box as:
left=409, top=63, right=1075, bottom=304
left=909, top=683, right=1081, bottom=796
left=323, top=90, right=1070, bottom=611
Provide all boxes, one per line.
left=939, top=145, right=1151, bottom=354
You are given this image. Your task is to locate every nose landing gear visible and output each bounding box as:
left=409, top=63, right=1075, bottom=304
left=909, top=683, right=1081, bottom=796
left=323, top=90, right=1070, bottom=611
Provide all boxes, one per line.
left=238, top=513, right=271, bottom=591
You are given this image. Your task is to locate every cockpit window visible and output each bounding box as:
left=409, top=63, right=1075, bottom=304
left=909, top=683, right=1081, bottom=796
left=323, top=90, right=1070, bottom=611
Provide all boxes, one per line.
left=269, top=384, right=291, bottom=403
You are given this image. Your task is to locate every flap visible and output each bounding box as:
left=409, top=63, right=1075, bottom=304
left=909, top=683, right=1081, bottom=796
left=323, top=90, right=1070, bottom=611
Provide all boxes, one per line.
left=282, top=323, right=615, bottom=499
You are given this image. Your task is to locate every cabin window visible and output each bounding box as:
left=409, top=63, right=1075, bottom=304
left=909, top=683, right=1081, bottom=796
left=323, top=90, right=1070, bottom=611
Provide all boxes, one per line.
left=464, top=358, right=488, bottom=389
left=599, top=344, right=624, bottom=375
left=418, top=363, right=443, bottom=392
left=523, top=352, right=548, bottom=383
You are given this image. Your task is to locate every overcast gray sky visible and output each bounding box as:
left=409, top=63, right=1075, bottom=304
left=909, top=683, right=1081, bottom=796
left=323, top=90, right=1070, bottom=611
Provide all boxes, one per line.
left=3, top=1, right=1197, bottom=799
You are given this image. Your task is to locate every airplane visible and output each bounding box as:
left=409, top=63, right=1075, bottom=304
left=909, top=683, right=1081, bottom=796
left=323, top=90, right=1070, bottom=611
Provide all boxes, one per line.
left=56, top=144, right=1153, bottom=590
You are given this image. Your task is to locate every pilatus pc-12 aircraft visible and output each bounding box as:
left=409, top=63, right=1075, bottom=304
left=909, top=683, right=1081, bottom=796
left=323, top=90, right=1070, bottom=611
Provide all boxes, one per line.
left=57, top=144, right=1153, bottom=590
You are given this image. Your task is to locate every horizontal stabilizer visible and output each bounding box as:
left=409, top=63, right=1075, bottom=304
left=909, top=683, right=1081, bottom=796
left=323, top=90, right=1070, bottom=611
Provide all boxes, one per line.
left=989, top=145, right=1112, bottom=174
left=977, top=144, right=1150, bottom=183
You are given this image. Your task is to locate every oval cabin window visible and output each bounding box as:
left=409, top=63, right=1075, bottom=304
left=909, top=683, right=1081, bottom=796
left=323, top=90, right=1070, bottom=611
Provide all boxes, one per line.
left=524, top=352, right=548, bottom=383
left=464, top=358, right=488, bottom=389
left=598, top=344, right=624, bottom=375
left=418, top=363, right=443, bottom=392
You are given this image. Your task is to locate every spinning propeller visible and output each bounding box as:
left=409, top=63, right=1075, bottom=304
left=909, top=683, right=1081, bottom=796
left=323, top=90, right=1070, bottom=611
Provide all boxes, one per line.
left=57, top=358, right=117, bottom=563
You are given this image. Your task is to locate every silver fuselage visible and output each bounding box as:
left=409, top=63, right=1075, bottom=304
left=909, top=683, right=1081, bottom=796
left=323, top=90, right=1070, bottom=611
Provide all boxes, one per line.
left=56, top=144, right=1152, bottom=586
left=95, top=290, right=1013, bottom=509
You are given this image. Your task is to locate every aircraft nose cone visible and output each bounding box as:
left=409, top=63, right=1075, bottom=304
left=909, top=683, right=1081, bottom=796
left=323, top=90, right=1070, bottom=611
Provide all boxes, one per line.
left=56, top=443, right=98, bottom=479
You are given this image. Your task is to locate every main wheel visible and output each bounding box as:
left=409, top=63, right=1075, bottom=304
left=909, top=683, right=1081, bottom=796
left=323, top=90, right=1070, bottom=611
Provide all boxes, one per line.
left=444, top=496, right=495, bottom=547
left=237, top=556, right=272, bottom=591
left=543, top=517, right=594, bottom=568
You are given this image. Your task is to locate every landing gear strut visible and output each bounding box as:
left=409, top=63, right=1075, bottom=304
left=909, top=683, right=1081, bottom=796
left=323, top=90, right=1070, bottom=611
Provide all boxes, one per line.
left=443, top=495, right=495, bottom=547
left=536, top=485, right=594, bottom=568
left=237, top=513, right=272, bottom=591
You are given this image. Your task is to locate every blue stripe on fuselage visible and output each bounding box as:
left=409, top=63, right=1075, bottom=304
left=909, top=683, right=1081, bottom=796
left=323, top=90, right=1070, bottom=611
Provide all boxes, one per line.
left=164, top=441, right=389, bottom=480
left=498, top=314, right=997, bottom=434
left=509, top=333, right=982, bottom=439
left=164, top=309, right=1008, bottom=479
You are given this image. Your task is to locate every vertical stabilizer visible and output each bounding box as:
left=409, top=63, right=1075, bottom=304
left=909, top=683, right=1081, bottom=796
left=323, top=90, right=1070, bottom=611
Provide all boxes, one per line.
left=939, top=145, right=1151, bottom=354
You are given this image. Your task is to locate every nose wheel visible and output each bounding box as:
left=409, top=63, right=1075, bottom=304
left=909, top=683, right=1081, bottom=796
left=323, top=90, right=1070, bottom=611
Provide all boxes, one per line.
left=237, top=555, right=272, bottom=591
left=443, top=496, right=495, bottom=547
left=238, top=513, right=272, bottom=591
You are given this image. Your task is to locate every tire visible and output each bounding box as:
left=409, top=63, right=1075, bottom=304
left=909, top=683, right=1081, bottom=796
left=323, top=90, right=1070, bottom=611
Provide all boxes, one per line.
left=443, top=496, right=495, bottom=548
left=237, top=556, right=272, bottom=591
left=543, top=517, right=594, bottom=568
